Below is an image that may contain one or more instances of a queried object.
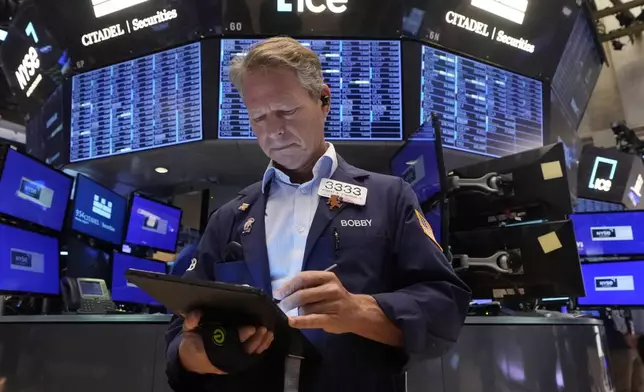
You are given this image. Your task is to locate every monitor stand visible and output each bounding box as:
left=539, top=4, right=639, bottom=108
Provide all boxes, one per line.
left=41, top=298, right=49, bottom=315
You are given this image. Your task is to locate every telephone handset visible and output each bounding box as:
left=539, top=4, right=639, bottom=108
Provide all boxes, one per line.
left=61, top=277, right=116, bottom=314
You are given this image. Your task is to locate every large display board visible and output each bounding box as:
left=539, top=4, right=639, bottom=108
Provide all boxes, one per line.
left=219, top=38, right=403, bottom=141
left=70, top=42, right=202, bottom=162
left=417, top=45, right=543, bottom=158
left=551, top=11, right=603, bottom=132
left=401, top=0, right=580, bottom=79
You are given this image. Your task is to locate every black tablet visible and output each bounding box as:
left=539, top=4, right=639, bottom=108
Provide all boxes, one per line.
left=125, top=269, right=288, bottom=331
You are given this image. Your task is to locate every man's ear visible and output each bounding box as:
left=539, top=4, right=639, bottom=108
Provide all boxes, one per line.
left=320, top=84, right=332, bottom=115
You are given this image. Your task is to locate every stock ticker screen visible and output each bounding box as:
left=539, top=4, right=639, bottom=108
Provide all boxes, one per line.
left=551, top=11, right=602, bottom=132
left=69, top=42, right=202, bottom=162
left=418, top=46, right=544, bottom=158
left=219, top=39, right=403, bottom=141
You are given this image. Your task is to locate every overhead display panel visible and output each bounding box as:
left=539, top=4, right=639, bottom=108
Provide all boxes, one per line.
left=221, top=0, right=401, bottom=37
left=0, top=0, right=71, bottom=116
left=70, top=42, right=202, bottom=163
left=551, top=11, right=603, bottom=132
left=34, top=0, right=210, bottom=72
left=401, top=0, right=580, bottom=78
left=219, top=38, right=403, bottom=141
left=26, top=83, right=68, bottom=168
left=417, top=45, right=543, bottom=158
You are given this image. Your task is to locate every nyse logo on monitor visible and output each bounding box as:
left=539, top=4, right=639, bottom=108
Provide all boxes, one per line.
left=17, top=178, right=54, bottom=209
left=10, top=249, right=45, bottom=273
left=92, top=0, right=149, bottom=18
left=277, top=0, right=348, bottom=14
left=590, top=226, right=634, bottom=241
left=595, top=276, right=635, bottom=291
left=470, top=0, right=528, bottom=25
left=588, top=157, right=618, bottom=192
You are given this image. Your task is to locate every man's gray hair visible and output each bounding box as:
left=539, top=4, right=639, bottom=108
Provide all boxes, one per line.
left=228, top=37, right=325, bottom=99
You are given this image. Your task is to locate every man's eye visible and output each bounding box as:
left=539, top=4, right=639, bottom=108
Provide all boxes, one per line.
left=282, top=109, right=298, bottom=116
left=252, top=115, right=266, bottom=122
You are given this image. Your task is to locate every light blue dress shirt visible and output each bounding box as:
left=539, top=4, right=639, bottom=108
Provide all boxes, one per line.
left=262, top=143, right=338, bottom=313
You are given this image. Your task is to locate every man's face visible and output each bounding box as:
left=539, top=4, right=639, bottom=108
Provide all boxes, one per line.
left=241, top=68, right=329, bottom=171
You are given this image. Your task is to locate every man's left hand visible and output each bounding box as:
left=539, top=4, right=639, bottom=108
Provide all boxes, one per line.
left=274, top=271, right=363, bottom=334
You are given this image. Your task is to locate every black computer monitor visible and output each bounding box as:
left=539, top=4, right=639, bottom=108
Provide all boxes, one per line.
left=64, top=237, right=111, bottom=283
left=571, top=211, right=644, bottom=258
left=0, top=146, right=74, bottom=232
left=71, top=175, right=127, bottom=246
left=390, top=119, right=449, bottom=249
left=449, top=143, right=572, bottom=231
left=0, top=222, right=60, bottom=295
left=451, top=220, right=584, bottom=299
left=578, top=260, right=644, bottom=307
left=124, top=194, right=182, bottom=253
left=111, top=252, right=167, bottom=306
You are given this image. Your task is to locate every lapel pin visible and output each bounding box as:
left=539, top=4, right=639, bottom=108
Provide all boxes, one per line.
left=327, top=195, right=344, bottom=211
left=239, top=203, right=250, bottom=212
left=243, top=217, right=255, bottom=234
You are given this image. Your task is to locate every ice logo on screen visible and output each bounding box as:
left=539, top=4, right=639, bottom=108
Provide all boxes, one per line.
left=470, top=0, right=528, bottom=25
left=595, top=276, right=634, bottom=291
left=10, top=249, right=45, bottom=273
left=92, top=194, right=113, bottom=219
left=277, top=0, right=348, bottom=14
left=137, top=209, right=168, bottom=235
left=92, top=0, right=149, bottom=18
left=17, top=177, right=54, bottom=209
left=401, top=155, right=426, bottom=187
left=588, top=157, right=618, bottom=192
left=590, top=226, right=634, bottom=241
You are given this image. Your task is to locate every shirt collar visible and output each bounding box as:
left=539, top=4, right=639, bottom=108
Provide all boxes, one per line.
left=262, top=143, right=338, bottom=193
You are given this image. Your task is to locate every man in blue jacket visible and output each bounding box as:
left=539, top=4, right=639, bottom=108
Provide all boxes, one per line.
left=166, top=36, right=470, bottom=392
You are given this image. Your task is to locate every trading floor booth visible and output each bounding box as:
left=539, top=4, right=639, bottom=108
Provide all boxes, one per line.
left=0, top=0, right=615, bottom=390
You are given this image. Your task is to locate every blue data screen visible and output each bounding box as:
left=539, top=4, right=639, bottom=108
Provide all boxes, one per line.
left=70, top=42, right=202, bottom=162
left=111, top=252, right=166, bottom=305
left=219, top=39, right=402, bottom=141
left=578, top=260, right=644, bottom=307
left=571, top=212, right=644, bottom=257
left=0, top=223, right=59, bottom=295
left=419, top=46, right=544, bottom=157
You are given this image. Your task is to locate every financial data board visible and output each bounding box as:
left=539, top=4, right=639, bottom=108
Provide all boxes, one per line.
left=70, top=42, right=202, bottom=163
left=552, top=11, right=602, bottom=131
left=219, top=39, right=402, bottom=141
left=419, top=46, right=544, bottom=158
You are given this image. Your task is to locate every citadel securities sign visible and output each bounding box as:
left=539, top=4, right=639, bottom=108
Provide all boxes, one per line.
left=81, top=8, right=178, bottom=47
left=445, top=10, right=535, bottom=53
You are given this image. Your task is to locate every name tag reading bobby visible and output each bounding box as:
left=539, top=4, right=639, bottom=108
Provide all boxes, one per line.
left=318, top=178, right=367, bottom=206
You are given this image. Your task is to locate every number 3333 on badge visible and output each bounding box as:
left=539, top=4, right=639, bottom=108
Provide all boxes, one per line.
left=318, top=178, right=368, bottom=206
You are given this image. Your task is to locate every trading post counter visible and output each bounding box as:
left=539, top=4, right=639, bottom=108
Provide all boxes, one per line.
left=0, top=315, right=610, bottom=392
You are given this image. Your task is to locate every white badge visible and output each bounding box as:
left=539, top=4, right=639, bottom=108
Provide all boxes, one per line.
left=318, top=178, right=368, bottom=206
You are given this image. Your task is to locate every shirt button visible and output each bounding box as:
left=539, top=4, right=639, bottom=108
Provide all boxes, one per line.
left=297, top=226, right=305, bottom=234
left=300, top=187, right=308, bottom=194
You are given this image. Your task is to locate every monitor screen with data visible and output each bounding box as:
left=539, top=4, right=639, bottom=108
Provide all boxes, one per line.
left=578, top=260, right=644, bottom=307
left=417, top=45, right=544, bottom=157
left=111, top=252, right=166, bottom=305
left=70, top=42, right=202, bottom=162
left=124, top=195, right=182, bottom=252
left=71, top=175, right=127, bottom=245
left=571, top=211, right=644, bottom=257
left=551, top=11, right=602, bottom=131
left=0, top=223, right=59, bottom=295
left=219, top=39, right=403, bottom=141
left=0, top=148, right=73, bottom=231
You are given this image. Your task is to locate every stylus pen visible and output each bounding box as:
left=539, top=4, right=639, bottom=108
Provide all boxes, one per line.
left=273, top=264, right=339, bottom=304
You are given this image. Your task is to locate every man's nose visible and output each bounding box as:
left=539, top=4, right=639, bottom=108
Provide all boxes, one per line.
left=265, top=116, right=286, bottom=137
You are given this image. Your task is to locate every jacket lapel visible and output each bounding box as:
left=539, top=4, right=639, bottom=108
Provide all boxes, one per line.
left=302, top=158, right=370, bottom=270
left=238, top=187, right=273, bottom=295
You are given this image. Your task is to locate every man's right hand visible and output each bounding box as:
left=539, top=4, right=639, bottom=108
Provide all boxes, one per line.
left=178, top=310, right=274, bottom=375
